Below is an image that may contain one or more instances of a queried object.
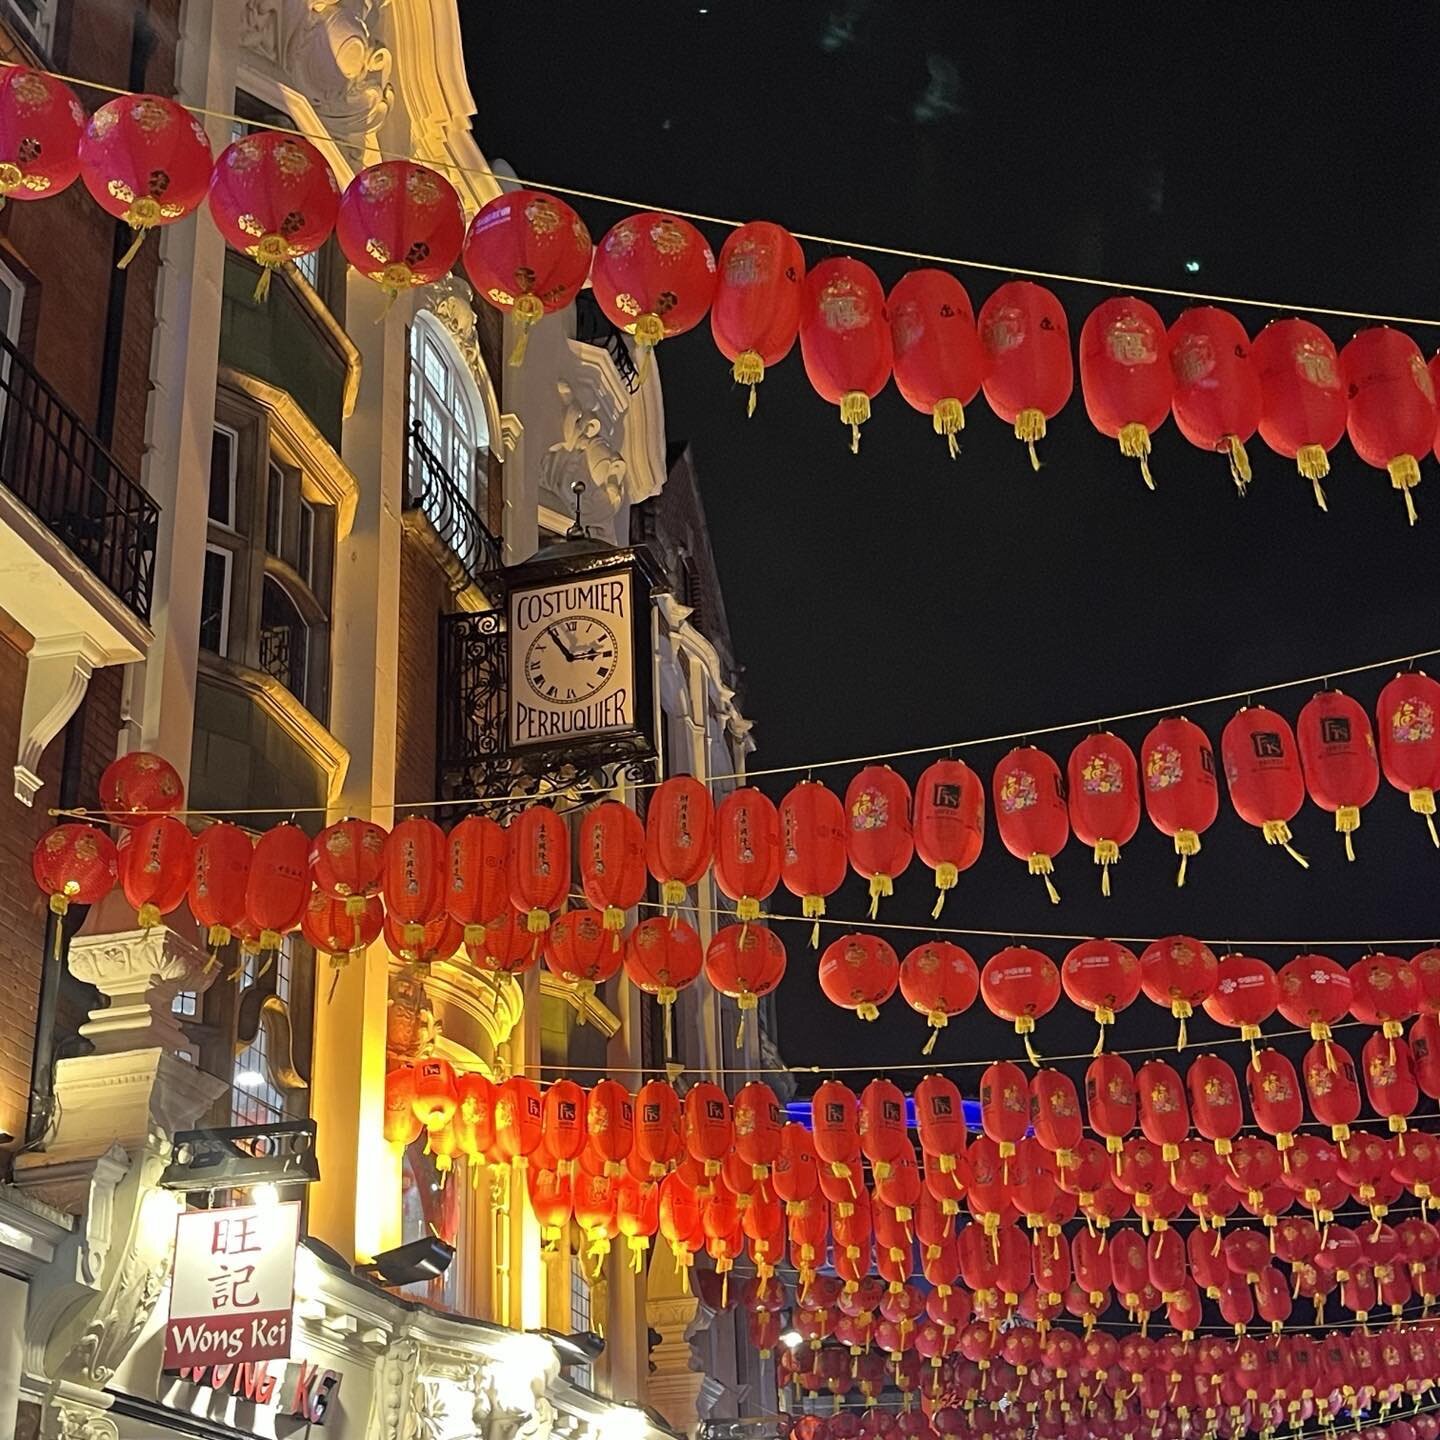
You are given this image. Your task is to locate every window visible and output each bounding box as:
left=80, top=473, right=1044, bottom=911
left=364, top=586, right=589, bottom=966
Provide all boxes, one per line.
left=408, top=315, right=488, bottom=514
left=293, top=249, right=321, bottom=290
left=209, top=424, right=238, bottom=527
left=199, top=545, right=232, bottom=655
left=265, top=460, right=284, bottom=554
left=569, top=1256, right=595, bottom=1387
left=3, top=0, right=56, bottom=52
left=259, top=575, right=311, bottom=706
left=297, top=499, right=316, bottom=587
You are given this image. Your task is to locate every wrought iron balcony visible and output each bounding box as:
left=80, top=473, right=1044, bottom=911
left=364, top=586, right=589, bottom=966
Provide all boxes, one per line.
left=404, top=419, right=502, bottom=598
left=0, top=331, right=159, bottom=619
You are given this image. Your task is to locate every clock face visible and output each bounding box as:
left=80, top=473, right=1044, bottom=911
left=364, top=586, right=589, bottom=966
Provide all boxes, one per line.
left=523, top=616, right=619, bottom=703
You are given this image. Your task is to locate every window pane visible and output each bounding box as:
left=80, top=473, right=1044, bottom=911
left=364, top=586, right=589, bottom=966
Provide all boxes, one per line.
left=199, top=547, right=231, bottom=655
left=208, top=428, right=235, bottom=526
left=294, top=249, right=320, bottom=288
left=297, top=501, right=315, bottom=587
left=265, top=462, right=284, bottom=554
left=259, top=576, right=309, bottom=706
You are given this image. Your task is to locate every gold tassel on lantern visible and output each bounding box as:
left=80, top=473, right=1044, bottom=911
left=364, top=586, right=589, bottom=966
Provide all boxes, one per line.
left=840, top=391, right=871, bottom=454
left=868, top=872, right=893, bottom=918
left=1223, top=434, right=1252, bottom=496
left=1296, top=445, right=1330, bottom=511
left=1014, top=408, right=1046, bottom=470
left=117, top=197, right=162, bottom=270
left=1335, top=805, right=1361, bottom=862
left=931, top=862, right=958, bottom=919
left=1409, top=787, right=1439, bottom=846
left=1016, top=1015, right=1042, bottom=1067
left=1093, top=839, right=1119, bottom=896
left=932, top=397, right=964, bottom=459
left=1261, top=819, right=1309, bottom=867
left=732, top=349, right=764, bottom=416
left=922, top=1011, right=946, bottom=1056
left=509, top=293, right=544, bottom=367
left=802, top=892, right=825, bottom=948
left=1028, top=852, right=1061, bottom=904
left=1173, top=829, right=1201, bottom=887
left=1117, top=423, right=1155, bottom=489
left=1388, top=454, right=1421, bottom=525
left=1172, top=999, right=1192, bottom=1051
left=632, top=312, right=665, bottom=385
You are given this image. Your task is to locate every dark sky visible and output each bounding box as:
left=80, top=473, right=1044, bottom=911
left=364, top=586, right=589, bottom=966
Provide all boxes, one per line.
left=463, top=4, right=1440, bottom=1079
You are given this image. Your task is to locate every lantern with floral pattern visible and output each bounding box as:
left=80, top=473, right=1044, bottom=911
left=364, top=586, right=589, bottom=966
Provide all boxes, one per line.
left=992, top=746, right=1068, bottom=903
left=0, top=67, right=83, bottom=206
left=1140, top=716, right=1218, bottom=885
left=977, top=280, right=1073, bottom=468
left=799, top=255, right=893, bottom=452
left=1079, top=296, right=1172, bottom=488
left=1376, top=672, right=1440, bottom=847
left=1066, top=732, right=1139, bottom=896
left=710, top=219, right=805, bottom=414
left=336, top=160, right=464, bottom=298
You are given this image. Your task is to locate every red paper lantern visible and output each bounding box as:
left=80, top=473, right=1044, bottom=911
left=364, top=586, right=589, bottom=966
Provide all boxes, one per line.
left=1302, top=1040, right=1361, bottom=1149
left=845, top=765, right=914, bottom=915
left=1221, top=705, right=1309, bottom=866
left=588, top=1079, right=635, bottom=1173
left=1252, top=318, right=1347, bottom=508
left=1067, top=732, right=1139, bottom=895
left=336, top=160, right=463, bottom=298
left=1412, top=947, right=1440, bottom=1015
left=773, top=1122, right=819, bottom=1207
left=981, top=945, right=1060, bottom=1063
left=508, top=805, right=570, bottom=933
left=383, top=909, right=459, bottom=965
left=445, top=815, right=510, bottom=945
left=645, top=775, right=713, bottom=907
left=303, top=890, right=382, bottom=966
left=1297, top=690, right=1379, bottom=860
left=465, top=910, right=535, bottom=976
left=545, top=908, right=621, bottom=1013
left=1341, top=326, right=1436, bottom=525
left=1247, top=1049, right=1304, bottom=1156
left=412, top=1056, right=458, bottom=1132
left=1079, top=296, right=1172, bottom=489
left=683, top=1081, right=733, bottom=1175
left=624, top=915, right=703, bottom=1004
left=977, top=280, right=1073, bottom=468
left=779, top=780, right=847, bottom=939
left=542, top=1077, right=588, bottom=1168
left=1030, top=1068, right=1083, bottom=1165
left=713, top=787, right=781, bottom=921
left=711, top=219, right=805, bottom=413
left=734, top=1081, right=783, bottom=1178
left=1140, top=716, right=1219, bottom=886
left=1186, top=1053, right=1243, bottom=1158
left=492, top=1076, right=544, bottom=1163
left=1413, top=1012, right=1440, bottom=1100
left=310, top=817, right=385, bottom=917
left=79, top=95, right=212, bottom=267
left=992, top=746, right=1069, bottom=903
left=0, top=67, right=83, bottom=204
left=888, top=269, right=987, bottom=457
left=579, top=801, right=646, bottom=937
left=99, top=750, right=184, bottom=826
left=33, top=824, right=117, bottom=917
left=1168, top=306, right=1261, bottom=493
left=819, top=932, right=899, bottom=1022
left=1061, top=938, right=1141, bottom=1053
left=979, top=1061, right=1030, bottom=1160
left=1203, top=953, right=1279, bottom=1052
left=1363, top=1031, right=1419, bottom=1141
left=1085, top=1054, right=1137, bottom=1156
left=799, top=255, right=893, bottom=452
left=1276, top=953, right=1353, bottom=1047
left=462, top=189, right=591, bottom=364
left=383, top=816, right=446, bottom=945
left=705, top=923, right=787, bottom=1036
left=1139, top=934, right=1218, bottom=1048
left=383, top=1066, right=421, bottom=1151
left=912, top=758, right=983, bottom=916
left=1376, top=671, right=1440, bottom=846
left=860, top=1077, right=910, bottom=1169
left=243, top=823, right=309, bottom=947
left=527, top=1166, right=573, bottom=1244
left=208, top=132, right=338, bottom=300
left=899, top=941, right=979, bottom=1054
left=634, top=1080, right=682, bottom=1176
left=1350, top=952, right=1420, bottom=1038
left=915, top=1074, right=967, bottom=1172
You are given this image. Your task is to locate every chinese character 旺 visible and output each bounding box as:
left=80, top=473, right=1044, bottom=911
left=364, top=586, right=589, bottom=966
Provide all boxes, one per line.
left=208, top=1261, right=260, bottom=1311
left=210, top=1214, right=262, bottom=1257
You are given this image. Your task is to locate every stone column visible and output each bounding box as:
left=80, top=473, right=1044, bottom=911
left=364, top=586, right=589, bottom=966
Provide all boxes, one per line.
left=645, top=1261, right=704, bottom=1434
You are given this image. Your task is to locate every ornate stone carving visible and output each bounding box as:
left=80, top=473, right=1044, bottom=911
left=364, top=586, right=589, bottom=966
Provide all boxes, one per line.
left=541, top=378, right=631, bottom=533
left=372, top=1337, right=423, bottom=1440
left=40, top=1386, right=118, bottom=1440
left=472, top=1367, right=555, bottom=1440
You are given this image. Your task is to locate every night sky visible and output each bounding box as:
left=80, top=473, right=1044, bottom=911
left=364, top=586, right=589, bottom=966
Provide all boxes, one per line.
left=464, top=5, right=1440, bottom=1080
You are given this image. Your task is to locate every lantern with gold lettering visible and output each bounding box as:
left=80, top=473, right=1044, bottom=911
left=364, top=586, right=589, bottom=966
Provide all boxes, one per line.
left=1253, top=317, right=1347, bottom=509
left=1376, top=671, right=1440, bottom=847
left=981, top=945, right=1060, bottom=1064
left=714, top=788, right=781, bottom=922
left=545, top=907, right=621, bottom=1019
left=1066, top=732, right=1139, bottom=896
left=819, top=932, right=898, bottom=1023
left=32, top=824, right=117, bottom=920
left=579, top=800, right=646, bottom=939
left=800, top=255, right=893, bottom=452
left=1139, top=934, right=1219, bottom=1049
left=1140, top=716, right=1219, bottom=886
left=977, top=280, right=1073, bottom=468
left=0, top=67, right=83, bottom=206
left=336, top=160, right=464, bottom=299
left=1062, top=938, right=1141, bottom=1055
left=310, top=817, right=386, bottom=917
left=445, top=814, right=510, bottom=946
left=1168, top=306, right=1260, bottom=494
left=509, top=805, right=570, bottom=933
left=1298, top=689, right=1379, bottom=860
left=992, top=746, right=1068, bottom=903
left=624, top=916, right=702, bottom=1051
left=710, top=220, right=805, bottom=414
left=705, top=923, right=787, bottom=1042
left=1080, top=296, right=1172, bottom=489
left=645, top=775, right=714, bottom=908
left=243, top=822, right=307, bottom=951
left=899, top=940, right=979, bottom=1055
left=383, top=816, right=446, bottom=946
left=779, top=780, right=847, bottom=943
left=844, top=765, right=913, bottom=917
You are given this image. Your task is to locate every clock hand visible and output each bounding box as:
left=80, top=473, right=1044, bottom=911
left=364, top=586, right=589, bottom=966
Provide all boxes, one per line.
left=545, top=625, right=576, bottom=662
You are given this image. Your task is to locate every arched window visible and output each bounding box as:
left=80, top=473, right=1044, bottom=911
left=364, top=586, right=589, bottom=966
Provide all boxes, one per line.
left=408, top=313, right=489, bottom=510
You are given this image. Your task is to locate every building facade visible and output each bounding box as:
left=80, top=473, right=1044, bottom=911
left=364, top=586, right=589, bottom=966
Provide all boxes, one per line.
left=0, top=1, right=775, bottom=1438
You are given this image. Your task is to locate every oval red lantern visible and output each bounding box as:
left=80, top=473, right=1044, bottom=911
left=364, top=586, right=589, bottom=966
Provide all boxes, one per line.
left=799, top=255, right=893, bottom=452
left=899, top=940, right=979, bottom=1055
left=1412, top=947, right=1440, bottom=1015
left=779, top=780, right=847, bottom=940
left=492, top=1076, right=544, bottom=1164
left=1297, top=690, right=1379, bottom=860
left=773, top=1122, right=819, bottom=1207
left=981, top=945, right=1060, bottom=1063
left=888, top=268, right=987, bottom=457
left=914, top=1074, right=967, bottom=1172
left=860, top=1077, right=910, bottom=1168
left=542, top=1078, right=588, bottom=1168
left=0, top=67, right=83, bottom=205
left=1062, top=938, right=1141, bottom=1054
left=579, top=801, right=646, bottom=938
left=1067, top=732, right=1139, bottom=896
left=812, top=1079, right=861, bottom=1184
left=1350, top=952, right=1420, bottom=1038
left=1079, top=296, right=1172, bottom=488
left=1413, top=1011, right=1440, bottom=1100
left=1203, top=953, right=1279, bottom=1055
left=1140, top=716, right=1219, bottom=886
left=711, top=219, right=805, bottom=414
left=624, top=915, right=703, bottom=1009
left=713, top=788, right=780, bottom=922
left=819, top=932, right=899, bottom=1022
left=1185, top=1053, right=1242, bottom=1158
left=992, top=746, right=1068, bottom=903
left=508, top=805, right=570, bottom=933
left=336, top=160, right=464, bottom=298
left=99, top=750, right=184, bottom=826
left=1277, top=952, right=1353, bottom=1047
left=527, top=1166, right=573, bottom=1245
left=1167, top=306, right=1261, bottom=493
left=1139, top=934, right=1219, bottom=1048
left=734, top=1081, right=783, bottom=1178
left=383, top=1066, right=421, bottom=1151
left=1221, top=705, right=1309, bottom=866
left=1302, top=1040, right=1362, bottom=1149
left=383, top=815, right=447, bottom=944
left=683, top=1081, right=733, bottom=1175
left=912, top=758, right=983, bottom=917
left=634, top=1080, right=682, bottom=1177
left=465, top=910, right=535, bottom=976
left=79, top=95, right=212, bottom=267
left=588, top=1079, right=635, bottom=1174
left=462, top=189, right=591, bottom=364
left=33, top=824, right=118, bottom=918
left=304, top=890, right=383, bottom=968
left=1247, top=1048, right=1304, bottom=1156
left=545, top=908, right=621, bottom=1015
left=1030, top=1068, right=1083, bottom=1165
left=1085, top=1053, right=1137, bottom=1156
left=208, top=132, right=338, bottom=301
left=705, top=923, right=787, bottom=1039
left=979, top=1061, right=1030, bottom=1161
left=310, top=817, right=385, bottom=917
left=645, top=775, right=713, bottom=907
left=1376, top=671, right=1440, bottom=846
left=845, top=765, right=913, bottom=916
left=242, top=822, right=309, bottom=948
left=977, top=280, right=1073, bottom=468
left=1253, top=317, right=1347, bottom=508
left=1341, top=325, right=1436, bottom=525
left=412, top=1056, right=458, bottom=1132
left=445, top=814, right=510, bottom=945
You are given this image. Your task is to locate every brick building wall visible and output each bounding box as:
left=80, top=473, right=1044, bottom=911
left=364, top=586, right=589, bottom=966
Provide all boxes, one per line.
left=395, top=531, right=450, bottom=808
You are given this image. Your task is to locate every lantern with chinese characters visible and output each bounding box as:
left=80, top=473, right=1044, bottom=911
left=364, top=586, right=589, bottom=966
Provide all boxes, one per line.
left=1247, top=1049, right=1304, bottom=1157
left=244, top=823, right=309, bottom=949
left=860, top=1077, right=910, bottom=1170
left=1140, top=716, right=1218, bottom=885
left=978, top=280, right=1073, bottom=467
left=208, top=132, right=339, bottom=301
left=713, top=788, right=780, bottom=922
left=384, top=1066, right=422, bottom=1151
left=800, top=255, right=893, bottom=452
left=1349, top=952, right=1420, bottom=1041
left=462, top=189, right=591, bottom=364
left=545, top=908, right=621, bottom=1018
left=706, top=923, right=787, bottom=1041
left=1084, top=1053, right=1136, bottom=1156
left=383, top=909, right=459, bottom=965
left=779, top=780, right=847, bottom=942
left=981, top=945, right=1060, bottom=1064
left=979, top=1061, right=1030, bottom=1164
left=646, top=774, right=713, bottom=907
left=527, top=1166, right=573, bottom=1245
left=888, top=268, right=987, bottom=457
left=412, top=1057, right=459, bottom=1132
left=899, top=940, right=979, bottom=1055
left=1341, top=326, right=1436, bottom=524
left=509, top=805, right=570, bottom=933
left=383, top=816, right=446, bottom=945
left=683, top=1082, right=733, bottom=1175
left=1139, top=934, right=1218, bottom=1049
left=1203, top=953, right=1279, bottom=1059
left=99, top=750, right=184, bottom=826
left=0, top=67, right=83, bottom=206
left=710, top=220, right=805, bottom=414
left=915, top=1074, right=967, bottom=1173
left=734, top=1081, right=783, bottom=1179
left=1186, top=1052, right=1242, bottom=1158
left=1221, top=705, right=1309, bottom=866
left=310, top=817, right=385, bottom=917
left=1297, top=690, right=1379, bottom=860
left=492, top=1076, right=544, bottom=1164
left=32, top=824, right=117, bottom=920
left=79, top=95, right=212, bottom=268
left=1062, top=938, right=1141, bottom=1054
left=336, top=160, right=464, bottom=299
left=1168, top=306, right=1261, bottom=493
left=1253, top=317, right=1347, bottom=508
left=1376, top=671, right=1440, bottom=846
left=445, top=815, right=510, bottom=945
left=819, top=932, right=898, bottom=1022
left=542, top=1078, right=588, bottom=1170
left=1277, top=953, right=1353, bottom=1051
left=466, top=911, right=534, bottom=976
left=304, top=890, right=383, bottom=967
left=591, top=211, right=717, bottom=373
left=579, top=801, right=646, bottom=939
left=624, top=916, right=702, bottom=1050
left=912, top=758, right=983, bottom=917
left=1361, top=1031, right=1418, bottom=1141
left=634, top=1080, right=682, bottom=1177
left=588, top=1079, right=635, bottom=1175
left=1080, top=296, right=1172, bottom=488
left=1067, top=732, right=1139, bottom=896
left=845, top=765, right=913, bottom=916
left=812, top=1079, right=861, bottom=1190
left=992, top=746, right=1068, bottom=903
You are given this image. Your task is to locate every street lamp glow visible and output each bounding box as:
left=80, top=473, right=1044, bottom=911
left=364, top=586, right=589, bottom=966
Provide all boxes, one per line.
left=779, top=1329, right=804, bottom=1349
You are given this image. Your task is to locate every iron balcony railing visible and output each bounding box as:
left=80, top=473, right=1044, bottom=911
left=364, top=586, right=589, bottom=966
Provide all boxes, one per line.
left=0, top=331, right=159, bottom=620
left=573, top=289, right=642, bottom=394
left=404, top=420, right=502, bottom=596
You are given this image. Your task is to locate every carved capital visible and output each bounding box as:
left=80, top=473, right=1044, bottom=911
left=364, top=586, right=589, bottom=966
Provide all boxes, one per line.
left=40, top=1384, right=118, bottom=1440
